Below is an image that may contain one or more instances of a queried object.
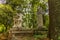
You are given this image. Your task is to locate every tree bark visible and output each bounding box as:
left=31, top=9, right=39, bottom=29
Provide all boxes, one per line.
left=48, top=0, right=60, bottom=40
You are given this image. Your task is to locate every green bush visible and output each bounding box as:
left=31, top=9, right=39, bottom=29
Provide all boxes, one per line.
left=0, top=24, right=6, bottom=33
left=43, top=14, right=49, bottom=27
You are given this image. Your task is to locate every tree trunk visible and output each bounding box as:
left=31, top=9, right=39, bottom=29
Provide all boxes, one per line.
left=48, top=0, right=60, bottom=40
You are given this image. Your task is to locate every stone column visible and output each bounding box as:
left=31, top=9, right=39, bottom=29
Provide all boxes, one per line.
left=37, top=7, right=44, bottom=28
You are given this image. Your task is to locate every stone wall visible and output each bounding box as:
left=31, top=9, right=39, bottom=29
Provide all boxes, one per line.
left=8, top=27, right=34, bottom=40
left=8, top=27, right=48, bottom=40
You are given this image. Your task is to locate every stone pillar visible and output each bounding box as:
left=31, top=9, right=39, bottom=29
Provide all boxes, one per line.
left=37, top=7, right=44, bottom=28
left=37, top=13, right=43, bottom=27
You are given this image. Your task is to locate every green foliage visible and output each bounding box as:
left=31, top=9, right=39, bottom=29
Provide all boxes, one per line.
left=40, top=3, right=47, bottom=11
left=34, top=34, right=47, bottom=38
left=0, top=23, right=6, bottom=33
left=43, top=14, right=49, bottom=27
left=0, top=0, right=48, bottom=32
left=6, top=0, right=47, bottom=29
left=0, top=4, right=16, bottom=31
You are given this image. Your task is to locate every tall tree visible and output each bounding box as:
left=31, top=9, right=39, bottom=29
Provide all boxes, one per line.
left=48, top=0, right=60, bottom=40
